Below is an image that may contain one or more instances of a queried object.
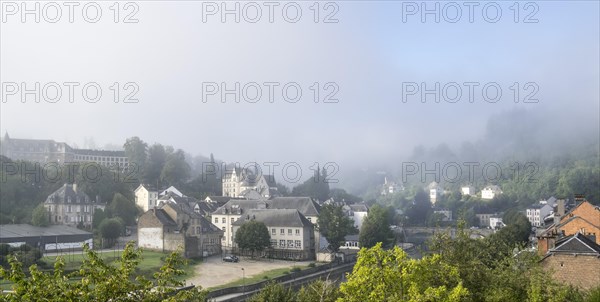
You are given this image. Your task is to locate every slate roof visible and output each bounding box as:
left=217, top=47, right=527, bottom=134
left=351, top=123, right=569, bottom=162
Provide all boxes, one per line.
left=0, top=224, right=92, bottom=239
left=152, top=208, right=178, bottom=226
left=349, top=204, right=368, bottom=212
left=528, top=203, right=551, bottom=210
left=44, top=184, right=98, bottom=204
left=205, top=196, right=240, bottom=204
left=483, top=185, right=502, bottom=191
left=74, top=149, right=126, bottom=157
left=213, top=197, right=321, bottom=217
left=232, top=209, right=313, bottom=227
left=548, top=232, right=600, bottom=254
left=268, top=197, right=321, bottom=216
left=197, top=215, right=222, bottom=233
left=135, top=183, right=159, bottom=192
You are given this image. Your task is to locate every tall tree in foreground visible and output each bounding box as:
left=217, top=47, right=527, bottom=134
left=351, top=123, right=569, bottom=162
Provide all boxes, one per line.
left=339, top=243, right=469, bottom=302
left=234, top=220, right=271, bottom=257
left=0, top=242, right=207, bottom=301
left=317, top=204, right=357, bottom=252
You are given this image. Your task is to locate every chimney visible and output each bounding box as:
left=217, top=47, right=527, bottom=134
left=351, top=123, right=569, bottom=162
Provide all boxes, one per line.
left=557, top=199, right=565, bottom=216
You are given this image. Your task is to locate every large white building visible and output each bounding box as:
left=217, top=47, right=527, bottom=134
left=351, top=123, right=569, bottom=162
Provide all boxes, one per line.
left=427, top=182, right=443, bottom=204
left=481, top=185, right=502, bottom=200
left=526, top=204, right=553, bottom=227
left=222, top=167, right=278, bottom=199
left=232, top=209, right=315, bottom=260
left=211, top=197, right=320, bottom=249
left=134, top=184, right=159, bottom=212
left=348, top=203, right=369, bottom=230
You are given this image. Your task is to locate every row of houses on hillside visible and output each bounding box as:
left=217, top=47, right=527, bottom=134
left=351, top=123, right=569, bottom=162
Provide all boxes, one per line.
left=428, top=182, right=502, bottom=204
left=137, top=189, right=371, bottom=261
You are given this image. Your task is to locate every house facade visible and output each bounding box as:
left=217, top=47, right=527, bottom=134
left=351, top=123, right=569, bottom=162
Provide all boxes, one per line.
left=537, top=200, right=600, bottom=255
left=461, top=185, right=475, bottom=196
left=44, top=183, right=105, bottom=229
left=433, top=209, right=453, bottom=222
left=526, top=204, right=553, bottom=227
left=427, top=182, right=443, bottom=204
left=137, top=201, right=222, bottom=258
left=135, top=184, right=159, bottom=212
left=232, top=209, right=315, bottom=260
left=481, top=185, right=502, bottom=200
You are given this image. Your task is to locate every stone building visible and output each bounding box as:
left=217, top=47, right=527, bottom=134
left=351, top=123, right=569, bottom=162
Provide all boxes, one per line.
left=537, top=200, right=600, bottom=255
left=137, top=201, right=222, bottom=258
left=540, top=232, right=600, bottom=290
left=44, top=183, right=105, bottom=229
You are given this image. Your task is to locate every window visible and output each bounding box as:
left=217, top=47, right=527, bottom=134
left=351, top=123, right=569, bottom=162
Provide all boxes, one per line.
left=295, top=229, right=300, bottom=236
left=295, top=240, right=301, bottom=248
left=271, top=239, right=277, bottom=247
left=231, top=218, right=235, bottom=223
left=67, top=205, right=72, bottom=213
left=222, top=217, right=226, bottom=223
left=272, top=228, right=276, bottom=235
left=214, top=217, right=218, bottom=223
left=287, top=240, right=293, bottom=248
left=280, top=228, right=285, bottom=235
left=279, top=240, right=285, bottom=247
left=222, top=227, right=226, bottom=231
left=288, top=229, right=292, bottom=235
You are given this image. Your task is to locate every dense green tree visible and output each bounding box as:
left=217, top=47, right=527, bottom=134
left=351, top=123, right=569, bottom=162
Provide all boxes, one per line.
left=248, top=282, right=295, bottom=302
left=317, top=204, right=357, bottom=252
left=291, top=166, right=330, bottom=201
left=339, top=243, right=469, bottom=302
left=123, top=136, right=148, bottom=182
left=296, top=280, right=340, bottom=302
left=234, top=220, right=271, bottom=257
left=276, top=183, right=290, bottom=196
left=144, top=143, right=167, bottom=187
left=0, top=242, right=207, bottom=301
left=359, top=205, right=395, bottom=248
left=75, top=163, right=133, bottom=204
left=92, top=208, right=107, bottom=229
left=30, top=204, right=49, bottom=227
left=99, top=218, right=123, bottom=245
left=160, top=149, right=191, bottom=187
left=329, top=188, right=362, bottom=204
left=108, top=193, right=138, bottom=226
left=405, top=189, right=431, bottom=226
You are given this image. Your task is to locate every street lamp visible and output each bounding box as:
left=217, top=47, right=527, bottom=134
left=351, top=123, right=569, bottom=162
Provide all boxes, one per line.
left=241, top=268, right=245, bottom=294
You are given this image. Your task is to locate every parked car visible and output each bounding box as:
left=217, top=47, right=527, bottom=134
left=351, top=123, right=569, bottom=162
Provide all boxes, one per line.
left=222, top=255, right=239, bottom=263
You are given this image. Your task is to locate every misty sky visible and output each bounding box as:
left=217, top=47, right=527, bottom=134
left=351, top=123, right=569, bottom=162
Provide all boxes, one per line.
left=1, top=1, right=599, bottom=175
